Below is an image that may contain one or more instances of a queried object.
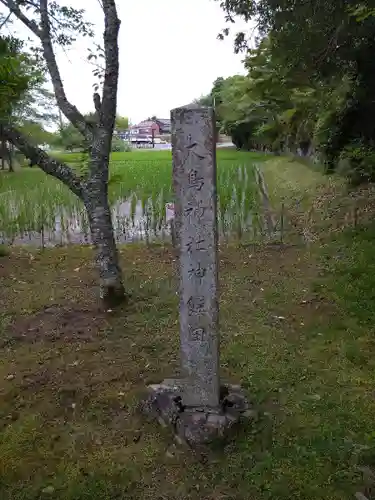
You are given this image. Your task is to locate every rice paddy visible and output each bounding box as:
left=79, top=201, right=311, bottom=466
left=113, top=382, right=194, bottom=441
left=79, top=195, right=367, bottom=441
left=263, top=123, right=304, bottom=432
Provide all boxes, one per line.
left=0, top=149, right=278, bottom=247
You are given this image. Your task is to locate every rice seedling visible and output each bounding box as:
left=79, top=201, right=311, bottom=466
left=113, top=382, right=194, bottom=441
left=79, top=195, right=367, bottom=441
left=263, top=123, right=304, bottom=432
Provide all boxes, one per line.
left=0, top=150, right=274, bottom=247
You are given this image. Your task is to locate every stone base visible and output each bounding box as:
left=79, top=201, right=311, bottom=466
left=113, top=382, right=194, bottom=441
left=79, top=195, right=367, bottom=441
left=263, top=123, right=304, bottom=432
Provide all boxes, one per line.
left=140, top=379, right=254, bottom=446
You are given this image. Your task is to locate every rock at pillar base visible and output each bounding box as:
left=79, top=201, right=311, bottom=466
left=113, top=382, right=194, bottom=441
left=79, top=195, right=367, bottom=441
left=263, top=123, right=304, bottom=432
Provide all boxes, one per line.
left=140, top=379, right=254, bottom=447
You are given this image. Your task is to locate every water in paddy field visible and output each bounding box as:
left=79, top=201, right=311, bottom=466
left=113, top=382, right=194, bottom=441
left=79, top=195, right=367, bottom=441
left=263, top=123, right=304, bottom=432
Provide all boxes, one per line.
left=0, top=165, right=289, bottom=248
left=1, top=197, right=174, bottom=247
left=132, top=142, right=234, bottom=151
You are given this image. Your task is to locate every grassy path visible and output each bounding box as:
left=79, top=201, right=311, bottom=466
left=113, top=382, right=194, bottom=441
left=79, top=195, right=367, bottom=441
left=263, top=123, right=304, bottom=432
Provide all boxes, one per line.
left=1, top=156, right=375, bottom=499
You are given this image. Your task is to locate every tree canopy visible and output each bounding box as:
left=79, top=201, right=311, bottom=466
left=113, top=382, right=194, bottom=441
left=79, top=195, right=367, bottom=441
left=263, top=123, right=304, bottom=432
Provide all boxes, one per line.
left=0, top=35, right=42, bottom=118
left=213, top=0, right=375, bottom=184
left=0, top=32, right=56, bottom=169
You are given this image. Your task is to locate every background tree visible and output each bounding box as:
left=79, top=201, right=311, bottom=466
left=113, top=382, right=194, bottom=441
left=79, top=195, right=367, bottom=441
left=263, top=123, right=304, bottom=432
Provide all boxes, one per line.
left=18, top=120, right=55, bottom=147
left=193, top=94, right=212, bottom=106
left=0, top=33, right=44, bottom=170
left=115, top=115, right=128, bottom=130
left=9, top=60, right=59, bottom=156
left=0, top=0, right=125, bottom=304
left=53, top=113, right=130, bottom=152
left=193, top=78, right=226, bottom=138
left=52, top=112, right=96, bottom=152
left=215, top=0, right=375, bottom=184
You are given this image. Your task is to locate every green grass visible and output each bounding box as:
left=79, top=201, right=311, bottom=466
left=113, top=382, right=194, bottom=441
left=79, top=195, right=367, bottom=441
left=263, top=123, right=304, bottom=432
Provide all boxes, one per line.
left=0, top=150, right=272, bottom=245
left=1, top=223, right=375, bottom=498
left=261, top=156, right=338, bottom=210
left=321, top=223, right=375, bottom=326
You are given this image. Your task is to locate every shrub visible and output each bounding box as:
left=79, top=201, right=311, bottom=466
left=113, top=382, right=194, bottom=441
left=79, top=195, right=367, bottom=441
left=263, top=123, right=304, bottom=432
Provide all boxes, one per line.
left=338, top=141, right=375, bottom=186
left=111, top=138, right=132, bottom=153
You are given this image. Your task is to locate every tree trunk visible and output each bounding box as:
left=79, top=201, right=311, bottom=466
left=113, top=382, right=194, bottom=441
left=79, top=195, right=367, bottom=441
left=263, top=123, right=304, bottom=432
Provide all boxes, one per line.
left=84, top=132, right=125, bottom=306
left=1, top=135, right=5, bottom=170
left=8, top=143, right=14, bottom=172
left=85, top=191, right=125, bottom=306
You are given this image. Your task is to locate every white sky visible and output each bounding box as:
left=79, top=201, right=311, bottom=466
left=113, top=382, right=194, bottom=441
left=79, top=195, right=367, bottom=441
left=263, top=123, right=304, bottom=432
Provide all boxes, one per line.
left=3, top=0, right=250, bottom=124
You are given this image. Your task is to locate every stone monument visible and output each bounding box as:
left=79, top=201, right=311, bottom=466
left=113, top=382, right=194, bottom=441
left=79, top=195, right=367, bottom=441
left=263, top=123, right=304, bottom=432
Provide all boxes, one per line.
left=141, top=106, right=251, bottom=446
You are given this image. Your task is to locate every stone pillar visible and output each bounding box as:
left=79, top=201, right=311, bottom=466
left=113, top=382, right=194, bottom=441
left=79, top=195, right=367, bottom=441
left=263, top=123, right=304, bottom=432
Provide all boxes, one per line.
left=141, top=106, right=251, bottom=447
left=171, top=105, right=220, bottom=409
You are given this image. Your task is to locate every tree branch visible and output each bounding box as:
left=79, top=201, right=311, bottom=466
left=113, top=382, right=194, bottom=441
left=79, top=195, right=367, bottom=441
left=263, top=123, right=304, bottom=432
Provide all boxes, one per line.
left=100, top=0, right=120, bottom=132
left=1, top=0, right=94, bottom=141
left=314, top=22, right=345, bottom=69
left=0, top=0, right=42, bottom=35
left=0, top=10, right=12, bottom=29
left=0, top=122, right=84, bottom=199
left=38, top=0, right=93, bottom=141
left=93, top=92, right=101, bottom=115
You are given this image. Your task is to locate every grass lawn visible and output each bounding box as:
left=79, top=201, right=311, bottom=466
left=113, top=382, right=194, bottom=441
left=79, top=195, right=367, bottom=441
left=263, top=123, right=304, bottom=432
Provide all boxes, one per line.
left=1, top=155, right=375, bottom=499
